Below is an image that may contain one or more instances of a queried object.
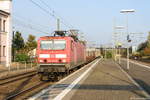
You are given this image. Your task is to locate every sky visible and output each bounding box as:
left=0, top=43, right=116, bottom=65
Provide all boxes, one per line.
left=13, top=0, right=150, bottom=47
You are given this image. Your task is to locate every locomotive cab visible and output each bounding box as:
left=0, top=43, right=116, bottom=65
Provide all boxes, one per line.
left=37, top=37, right=70, bottom=73
left=36, top=31, right=86, bottom=80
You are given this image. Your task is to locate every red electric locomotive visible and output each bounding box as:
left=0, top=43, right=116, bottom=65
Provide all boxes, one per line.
left=37, top=31, right=86, bottom=80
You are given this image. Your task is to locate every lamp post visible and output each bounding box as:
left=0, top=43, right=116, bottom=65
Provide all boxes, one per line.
left=120, top=9, right=135, bottom=70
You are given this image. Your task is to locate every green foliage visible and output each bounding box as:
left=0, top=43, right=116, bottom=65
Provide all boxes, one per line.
left=106, top=51, right=112, bottom=58
left=147, top=32, right=150, bottom=48
left=137, top=32, right=150, bottom=56
left=137, top=41, right=147, bottom=52
left=15, top=54, right=30, bottom=62
left=12, top=32, right=37, bottom=62
left=12, top=31, right=25, bottom=51
left=25, top=35, right=37, bottom=52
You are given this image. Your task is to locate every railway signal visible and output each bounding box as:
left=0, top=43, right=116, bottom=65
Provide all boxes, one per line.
left=127, top=35, right=132, bottom=42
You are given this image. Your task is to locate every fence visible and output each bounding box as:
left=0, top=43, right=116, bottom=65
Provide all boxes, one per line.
left=0, top=59, right=38, bottom=75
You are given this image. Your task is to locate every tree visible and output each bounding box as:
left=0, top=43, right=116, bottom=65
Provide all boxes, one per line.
left=12, top=31, right=25, bottom=51
left=144, top=48, right=150, bottom=56
left=147, top=32, right=150, bottom=48
left=137, top=31, right=150, bottom=56
left=25, top=34, right=37, bottom=52
left=137, top=41, right=147, bottom=52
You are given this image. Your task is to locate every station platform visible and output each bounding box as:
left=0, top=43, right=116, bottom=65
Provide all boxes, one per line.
left=62, top=59, right=148, bottom=100
left=30, top=59, right=149, bottom=100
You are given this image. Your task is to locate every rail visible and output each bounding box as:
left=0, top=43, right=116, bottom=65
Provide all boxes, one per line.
left=0, top=71, right=37, bottom=85
left=5, top=82, right=46, bottom=100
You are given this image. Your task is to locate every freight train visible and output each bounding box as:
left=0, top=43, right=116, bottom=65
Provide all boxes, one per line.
left=36, top=31, right=100, bottom=80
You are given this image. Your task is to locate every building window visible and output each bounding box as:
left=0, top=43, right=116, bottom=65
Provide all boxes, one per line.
left=0, top=18, right=1, bottom=31
left=3, top=20, right=6, bottom=32
left=3, top=46, right=6, bottom=57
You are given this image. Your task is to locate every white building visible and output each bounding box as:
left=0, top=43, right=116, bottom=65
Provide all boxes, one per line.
left=0, top=0, right=12, bottom=67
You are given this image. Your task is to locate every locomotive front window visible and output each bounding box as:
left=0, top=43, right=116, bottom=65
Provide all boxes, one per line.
left=53, top=40, right=66, bottom=50
left=40, top=40, right=66, bottom=50
left=40, top=41, right=53, bottom=50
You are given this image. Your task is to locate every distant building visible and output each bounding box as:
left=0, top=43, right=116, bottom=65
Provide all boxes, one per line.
left=0, top=0, right=12, bottom=67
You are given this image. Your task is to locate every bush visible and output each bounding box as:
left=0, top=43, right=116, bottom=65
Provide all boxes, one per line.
left=106, top=51, right=112, bottom=59
left=15, top=54, right=30, bottom=62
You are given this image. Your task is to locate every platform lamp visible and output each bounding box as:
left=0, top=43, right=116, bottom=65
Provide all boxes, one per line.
left=120, top=9, right=135, bottom=70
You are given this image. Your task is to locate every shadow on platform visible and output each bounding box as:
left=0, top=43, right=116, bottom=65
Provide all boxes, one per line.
left=134, top=78, right=150, bottom=95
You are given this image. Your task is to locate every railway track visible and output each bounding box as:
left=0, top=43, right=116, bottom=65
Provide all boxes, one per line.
left=0, top=59, right=97, bottom=100
left=0, top=70, right=36, bottom=80
left=0, top=68, right=24, bottom=74
left=0, top=67, right=36, bottom=75
left=0, top=71, right=37, bottom=85
left=0, top=69, right=8, bottom=73
left=5, top=81, right=47, bottom=100
left=0, top=70, right=39, bottom=100
left=4, top=69, right=77, bottom=100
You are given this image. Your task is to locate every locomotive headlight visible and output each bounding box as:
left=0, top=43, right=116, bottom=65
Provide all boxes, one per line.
left=39, top=54, right=50, bottom=58
left=55, top=54, right=67, bottom=58
left=62, top=59, right=66, bottom=63
left=39, top=60, right=43, bottom=62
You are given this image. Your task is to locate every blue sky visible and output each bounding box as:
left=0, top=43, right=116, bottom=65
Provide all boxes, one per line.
left=13, top=0, right=150, bottom=46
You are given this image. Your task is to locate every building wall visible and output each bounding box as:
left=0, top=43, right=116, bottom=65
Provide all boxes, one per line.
left=0, top=0, right=11, bottom=13
left=0, top=13, right=8, bottom=65
left=0, top=0, right=12, bottom=67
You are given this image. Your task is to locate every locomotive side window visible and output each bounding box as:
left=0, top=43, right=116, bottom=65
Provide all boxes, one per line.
left=53, top=40, right=66, bottom=50
left=40, top=41, right=53, bottom=50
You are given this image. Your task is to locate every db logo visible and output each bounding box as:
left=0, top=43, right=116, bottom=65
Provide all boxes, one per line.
left=50, top=54, right=55, bottom=58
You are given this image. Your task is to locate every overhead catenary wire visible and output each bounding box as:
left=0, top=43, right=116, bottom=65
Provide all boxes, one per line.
left=29, top=0, right=55, bottom=17
left=38, top=0, right=74, bottom=29
left=28, top=0, right=86, bottom=40
left=13, top=15, right=52, bottom=32
left=14, top=19, right=48, bottom=34
left=13, top=17, right=50, bottom=34
left=29, top=0, right=73, bottom=29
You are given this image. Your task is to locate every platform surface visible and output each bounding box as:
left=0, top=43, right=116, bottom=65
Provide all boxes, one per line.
left=62, top=59, right=148, bottom=100
left=29, top=59, right=149, bottom=100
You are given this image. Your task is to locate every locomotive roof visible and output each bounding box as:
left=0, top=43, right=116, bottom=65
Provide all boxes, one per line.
left=39, top=36, right=72, bottom=39
left=39, top=36, right=86, bottom=45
